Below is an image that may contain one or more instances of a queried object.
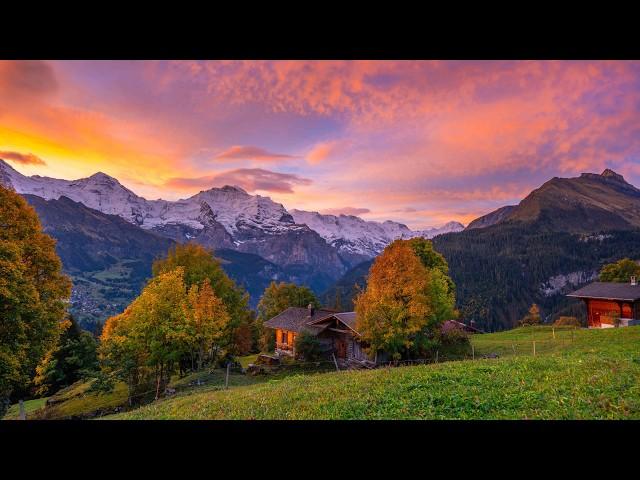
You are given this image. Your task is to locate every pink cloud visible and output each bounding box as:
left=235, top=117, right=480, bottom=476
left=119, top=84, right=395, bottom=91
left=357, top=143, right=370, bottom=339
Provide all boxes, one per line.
left=0, top=150, right=46, bottom=165
left=214, top=145, right=296, bottom=162
left=0, top=60, right=58, bottom=99
left=165, top=168, right=312, bottom=194
left=306, top=140, right=340, bottom=164
left=320, top=207, right=371, bottom=216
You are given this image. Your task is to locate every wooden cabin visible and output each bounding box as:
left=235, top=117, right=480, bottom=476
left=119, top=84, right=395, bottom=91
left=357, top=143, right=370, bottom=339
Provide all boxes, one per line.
left=567, top=280, right=640, bottom=328
left=264, top=305, right=384, bottom=363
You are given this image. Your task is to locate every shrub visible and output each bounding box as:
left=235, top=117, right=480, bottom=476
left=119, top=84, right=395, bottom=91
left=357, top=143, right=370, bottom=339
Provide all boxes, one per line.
left=554, top=316, right=581, bottom=327
left=609, top=310, right=621, bottom=328
left=294, top=330, right=323, bottom=361
left=519, top=304, right=541, bottom=326
left=260, top=329, right=276, bottom=353
left=435, top=323, right=471, bottom=359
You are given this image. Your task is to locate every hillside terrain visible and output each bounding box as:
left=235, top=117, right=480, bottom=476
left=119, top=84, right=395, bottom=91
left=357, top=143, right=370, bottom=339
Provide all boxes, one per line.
left=103, top=326, right=640, bottom=420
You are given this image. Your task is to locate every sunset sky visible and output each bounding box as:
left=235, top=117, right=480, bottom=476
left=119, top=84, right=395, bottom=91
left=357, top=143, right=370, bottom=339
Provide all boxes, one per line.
left=1, top=60, right=640, bottom=229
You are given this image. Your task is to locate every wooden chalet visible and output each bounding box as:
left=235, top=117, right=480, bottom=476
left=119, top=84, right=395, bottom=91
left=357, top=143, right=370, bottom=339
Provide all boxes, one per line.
left=264, top=304, right=384, bottom=363
left=567, top=278, right=640, bottom=328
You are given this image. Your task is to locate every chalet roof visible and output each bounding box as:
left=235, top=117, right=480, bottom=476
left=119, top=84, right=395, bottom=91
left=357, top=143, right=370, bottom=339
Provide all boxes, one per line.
left=264, top=307, right=360, bottom=335
left=264, top=307, right=336, bottom=333
left=334, top=312, right=357, bottom=330
left=567, top=282, right=640, bottom=302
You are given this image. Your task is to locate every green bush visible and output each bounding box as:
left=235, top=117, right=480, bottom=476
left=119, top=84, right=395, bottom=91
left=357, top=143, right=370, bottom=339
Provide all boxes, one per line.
left=435, top=324, right=471, bottom=358
left=294, top=330, right=323, bottom=361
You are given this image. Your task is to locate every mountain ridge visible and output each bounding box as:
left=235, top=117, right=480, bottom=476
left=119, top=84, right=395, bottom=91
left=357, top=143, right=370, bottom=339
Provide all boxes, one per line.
left=465, top=169, right=640, bottom=233
left=0, top=159, right=463, bottom=262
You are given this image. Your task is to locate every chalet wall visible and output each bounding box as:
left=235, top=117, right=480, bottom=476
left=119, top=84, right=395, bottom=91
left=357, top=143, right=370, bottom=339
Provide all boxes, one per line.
left=586, top=299, right=639, bottom=327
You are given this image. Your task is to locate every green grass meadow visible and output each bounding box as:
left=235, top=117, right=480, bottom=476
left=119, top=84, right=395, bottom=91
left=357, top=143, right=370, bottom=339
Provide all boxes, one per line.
left=106, top=326, right=640, bottom=420
left=6, top=326, right=638, bottom=420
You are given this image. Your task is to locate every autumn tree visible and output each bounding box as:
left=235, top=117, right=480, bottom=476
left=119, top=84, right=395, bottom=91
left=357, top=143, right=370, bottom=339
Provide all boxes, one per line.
left=354, top=240, right=436, bottom=359
left=407, top=237, right=457, bottom=324
left=184, top=279, right=230, bottom=370
left=152, top=243, right=250, bottom=351
left=33, top=315, right=99, bottom=396
left=0, top=186, right=72, bottom=414
left=100, top=268, right=190, bottom=401
left=256, top=281, right=321, bottom=351
left=99, top=309, right=145, bottom=403
left=599, top=258, right=640, bottom=283
left=519, top=304, right=542, bottom=326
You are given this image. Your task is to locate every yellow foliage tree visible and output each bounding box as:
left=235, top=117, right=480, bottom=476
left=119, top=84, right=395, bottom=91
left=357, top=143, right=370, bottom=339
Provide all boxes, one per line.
left=185, top=279, right=230, bottom=370
left=100, top=268, right=190, bottom=400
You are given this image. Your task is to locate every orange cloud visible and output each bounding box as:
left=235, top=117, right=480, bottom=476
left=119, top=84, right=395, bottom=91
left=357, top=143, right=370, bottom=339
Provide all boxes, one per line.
left=214, top=145, right=296, bottom=162
left=306, top=140, right=340, bottom=164
left=0, top=150, right=46, bottom=165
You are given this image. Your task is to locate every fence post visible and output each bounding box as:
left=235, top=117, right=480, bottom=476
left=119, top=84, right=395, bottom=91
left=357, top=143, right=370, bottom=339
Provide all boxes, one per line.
left=552, top=327, right=555, bottom=339
left=225, top=362, right=230, bottom=389
left=471, top=344, right=475, bottom=360
left=532, top=341, right=536, bottom=356
left=19, top=399, right=26, bottom=420
left=332, top=353, right=340, bottom=372
left=512, top=343, right=516, bottom=355
left=435, top=350, right=439, bottom=363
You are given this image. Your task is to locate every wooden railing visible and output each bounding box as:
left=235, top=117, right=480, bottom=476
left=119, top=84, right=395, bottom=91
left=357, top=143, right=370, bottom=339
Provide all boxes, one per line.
left=276, top=342, right=293, bottom=351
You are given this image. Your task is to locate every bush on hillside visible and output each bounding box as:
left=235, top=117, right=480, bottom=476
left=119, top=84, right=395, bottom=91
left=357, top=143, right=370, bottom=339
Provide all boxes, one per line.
left=519, top=304, right=542, bottom=326
left=434, top=323, right=471, bottom=359
left=294, top=330, right=323, bottom=362
left=553, top=316, right=581, bottom=327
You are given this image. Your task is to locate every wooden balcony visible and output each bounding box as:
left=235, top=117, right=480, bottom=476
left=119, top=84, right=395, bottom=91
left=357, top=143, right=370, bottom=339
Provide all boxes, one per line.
left=276, top=342, right=294, bottom=351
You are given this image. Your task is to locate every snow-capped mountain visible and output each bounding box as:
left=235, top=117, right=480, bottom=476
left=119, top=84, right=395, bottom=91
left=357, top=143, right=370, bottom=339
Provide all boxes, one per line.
left=0, top=159, right=345, bottom=282
left=413, top=221, right=466, bottom=238
left=0, top=159, right=464, bottom=265
left=290, top=210, right=465, bottom=262
left=0, top=159, right=296, bottom=234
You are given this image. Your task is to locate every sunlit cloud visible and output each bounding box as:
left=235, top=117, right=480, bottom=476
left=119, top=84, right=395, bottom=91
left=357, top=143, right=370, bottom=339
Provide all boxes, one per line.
left=320, top=207, right=371, bottom=216
left=165, top=168, right=312, bottom=194
left=306, top=140, right=341, bottom=164
left=0, top=150, right=46, bottom=165
left=214, top=145, right=296, bottom=162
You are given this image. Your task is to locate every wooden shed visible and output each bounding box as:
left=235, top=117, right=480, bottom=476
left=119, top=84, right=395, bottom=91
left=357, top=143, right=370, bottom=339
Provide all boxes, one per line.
left=567, top=280, right=640, bottom=328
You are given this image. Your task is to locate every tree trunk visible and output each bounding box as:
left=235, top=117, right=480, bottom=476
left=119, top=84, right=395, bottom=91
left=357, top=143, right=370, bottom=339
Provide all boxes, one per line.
left=155, top=363, right=162, bottom=401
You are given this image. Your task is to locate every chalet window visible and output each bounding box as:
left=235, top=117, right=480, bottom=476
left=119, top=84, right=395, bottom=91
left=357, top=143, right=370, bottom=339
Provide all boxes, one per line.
left=281, top=331, right=288, bottom=344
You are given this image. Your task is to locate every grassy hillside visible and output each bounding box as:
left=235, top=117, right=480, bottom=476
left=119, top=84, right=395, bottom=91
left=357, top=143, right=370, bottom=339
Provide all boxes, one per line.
left=107, top=326, right=640, bottom=420
left=2, top=397, right=49, bottom=420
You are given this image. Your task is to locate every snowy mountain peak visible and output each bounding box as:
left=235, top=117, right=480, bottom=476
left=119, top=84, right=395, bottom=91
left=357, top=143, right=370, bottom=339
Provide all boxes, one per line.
left=289, top=209, right=464, bottom=259
left=3, top=162, right=465, bottom=262
left=87, top=171, right=118, bottom=182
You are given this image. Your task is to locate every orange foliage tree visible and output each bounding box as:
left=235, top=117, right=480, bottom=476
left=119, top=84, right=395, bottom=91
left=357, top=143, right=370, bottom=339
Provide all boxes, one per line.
left=355, top=240, right=434, bottom=359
